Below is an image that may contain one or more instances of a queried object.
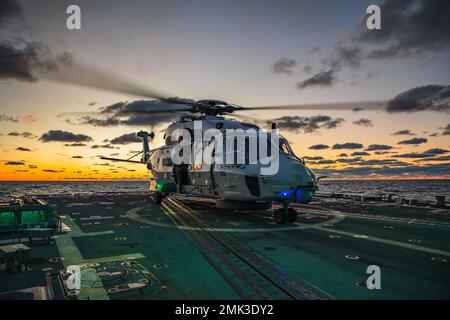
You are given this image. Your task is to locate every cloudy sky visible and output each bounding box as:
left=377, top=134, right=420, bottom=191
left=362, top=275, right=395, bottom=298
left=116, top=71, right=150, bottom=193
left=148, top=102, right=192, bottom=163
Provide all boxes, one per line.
left=0, top=0, right=449, bottom=180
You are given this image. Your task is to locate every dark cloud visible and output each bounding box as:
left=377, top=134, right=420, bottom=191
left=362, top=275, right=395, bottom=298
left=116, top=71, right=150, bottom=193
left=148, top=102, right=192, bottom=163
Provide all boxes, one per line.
left=69, top=100, right=186, bottom=127
left=7, top=131, right=37, bottom=138
left=0, top=0, right=23, bottom=27
left=353, top=118, right=373, bottom=127
left=77, top=116, right=121, bottom=127
left=365, top=144, right=393, bottom=151
left=0, top=115, right=19, bottom=122
left=333, top=158, right=410, bottom=167
left=386, top=85, right=450, bottom=113
left=442, top=123, right=450, bottom=135
left=91, top=144, right=115, bottom=149
left=42, top=169, right=57, bottom=173
left=393, top=148, right=448, bottom=159
left=338, top=153, right=348, bottom=157
left=422, top=148, right=448, bottom=155
left=0, top=40, right=73, bottom=82
left=356, top=0, right=450, bottom=61
left=1, top=0, right=73, bottom=82
left=273, top=115, right=344, bottom=133
left=336, top=157, right=363, bottom=164
left=309, top=1, right=450, bottom=88
left=351, top=151, right=370, bottom=156
left=273, top=57, right=297, bottom=74
left=304, top=156, right=324, bottom=160
left=99, top=102, right=127, bottom=114
left=110, top=133, right=141, bottom=145
left=308, top=144, right=329, bottom=150
left=332, top=142, right=363, bottom=150
left=64, top=142, right=87, bottom=147
left=297, top=70, right=336, bottom=89
left=334, top=0, right=450, bottom=68
left=374, top=151, right=393, bottom=155
left=72, top=156, right=83, bottom=159
left=414, top=155, right=450, bottom=162
left=397, top=137, right=428, bottom=145
left=40, top=130, right=93, bottom=143
left=429, top=132, right=439, bottom=137
left=356, top=159, right=408, bottom=167
left=16, top=147, right=31, bottom=151
left=391, top=129, right=415, bottom=136
left=331, top=39, right=363, bottom=68
left=4, top=161, right=25, bottom=165
left=316, top=159, right=336, bottom=165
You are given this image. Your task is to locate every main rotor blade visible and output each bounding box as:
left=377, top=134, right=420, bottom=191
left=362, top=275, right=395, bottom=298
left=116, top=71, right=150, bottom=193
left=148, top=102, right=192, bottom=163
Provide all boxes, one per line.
left=243, top=101, right=386, bottom=112
left=44, top=60, right=177, bottom=101
left=230, top=114, right=269, bottom=127
left=116, top=106, right=194, bottom=116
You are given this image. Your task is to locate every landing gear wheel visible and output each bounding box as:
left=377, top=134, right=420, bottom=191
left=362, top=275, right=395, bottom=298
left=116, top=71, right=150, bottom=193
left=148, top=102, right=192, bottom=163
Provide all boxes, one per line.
left=151, top=191, right=163, bottom=204
left=286, top=208, right=298, bottom=223
left=274, top=208, right=286, bottom=224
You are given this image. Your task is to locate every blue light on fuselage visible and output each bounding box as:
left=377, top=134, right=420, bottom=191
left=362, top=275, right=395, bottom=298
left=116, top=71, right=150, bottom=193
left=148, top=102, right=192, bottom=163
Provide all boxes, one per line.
left=278, top=188, right=296, bottom=198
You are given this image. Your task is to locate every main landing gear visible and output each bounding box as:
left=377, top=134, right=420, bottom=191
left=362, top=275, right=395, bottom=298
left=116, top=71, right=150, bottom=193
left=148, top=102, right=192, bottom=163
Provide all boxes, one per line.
left=274, top=202, right=297, bottom=224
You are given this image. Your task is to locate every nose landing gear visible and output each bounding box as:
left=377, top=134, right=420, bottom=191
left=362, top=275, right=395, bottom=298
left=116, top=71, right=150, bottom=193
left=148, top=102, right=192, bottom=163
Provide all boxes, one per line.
left=274, top=202, right=297, bottom=224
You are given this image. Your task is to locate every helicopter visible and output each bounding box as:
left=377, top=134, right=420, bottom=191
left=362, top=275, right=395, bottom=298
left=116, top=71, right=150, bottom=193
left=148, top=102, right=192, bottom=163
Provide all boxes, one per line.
left=99, top=99, right=318, bottom=224
left=97, top=96, right=379, bottom=224
left=52, top=63, right=385, bottom=224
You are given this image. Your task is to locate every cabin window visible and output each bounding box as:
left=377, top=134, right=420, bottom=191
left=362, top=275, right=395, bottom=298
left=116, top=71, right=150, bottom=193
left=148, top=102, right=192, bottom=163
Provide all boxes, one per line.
left=280, top=142, right=290, bottom=155
left=279, top=139, right=300, bottom=160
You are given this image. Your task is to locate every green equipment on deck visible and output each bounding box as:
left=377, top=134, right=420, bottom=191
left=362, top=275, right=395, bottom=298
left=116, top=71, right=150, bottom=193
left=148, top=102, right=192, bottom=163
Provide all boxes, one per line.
left=0, top=197, right=60, bottom=235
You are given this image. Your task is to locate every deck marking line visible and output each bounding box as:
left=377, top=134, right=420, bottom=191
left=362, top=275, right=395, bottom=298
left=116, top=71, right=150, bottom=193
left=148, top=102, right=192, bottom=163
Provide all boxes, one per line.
left=297, top=223, right=450, bottom=257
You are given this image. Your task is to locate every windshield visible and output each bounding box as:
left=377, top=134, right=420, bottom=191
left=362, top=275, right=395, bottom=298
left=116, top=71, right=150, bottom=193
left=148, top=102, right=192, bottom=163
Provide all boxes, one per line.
left=279, top=139, right=301, bottom=160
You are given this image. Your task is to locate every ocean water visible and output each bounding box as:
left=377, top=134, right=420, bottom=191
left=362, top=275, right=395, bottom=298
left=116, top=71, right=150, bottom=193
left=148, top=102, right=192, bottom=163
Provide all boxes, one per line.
left=319, top=179, right=450, bottom=202
left=0, top=180, right=448, bottom=203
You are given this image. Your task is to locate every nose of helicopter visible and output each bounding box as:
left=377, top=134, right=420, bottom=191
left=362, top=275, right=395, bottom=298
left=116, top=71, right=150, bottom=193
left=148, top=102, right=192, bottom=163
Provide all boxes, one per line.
left=277, top=162, right=318, bottom=204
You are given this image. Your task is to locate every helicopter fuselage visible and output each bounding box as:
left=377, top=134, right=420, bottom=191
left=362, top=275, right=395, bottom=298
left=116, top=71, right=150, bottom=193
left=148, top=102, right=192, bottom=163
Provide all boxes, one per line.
left=146, top=115, right=318, bottom=210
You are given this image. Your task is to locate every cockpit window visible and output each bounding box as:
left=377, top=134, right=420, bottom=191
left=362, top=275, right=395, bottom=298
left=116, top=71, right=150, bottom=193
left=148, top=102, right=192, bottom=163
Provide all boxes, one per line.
left=279, top=139, right=300, bottom=160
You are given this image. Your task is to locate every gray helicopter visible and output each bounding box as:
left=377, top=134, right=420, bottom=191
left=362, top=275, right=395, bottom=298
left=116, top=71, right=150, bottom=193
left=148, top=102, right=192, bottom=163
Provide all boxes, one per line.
left=101, top=99, right=328, bottom=224
left=52, top=64, right=383, bottom=223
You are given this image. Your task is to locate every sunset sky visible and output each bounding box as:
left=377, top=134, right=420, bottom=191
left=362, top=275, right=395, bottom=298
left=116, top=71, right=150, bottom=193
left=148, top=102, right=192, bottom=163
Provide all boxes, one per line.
left=0, top=0, right=449, bottom=180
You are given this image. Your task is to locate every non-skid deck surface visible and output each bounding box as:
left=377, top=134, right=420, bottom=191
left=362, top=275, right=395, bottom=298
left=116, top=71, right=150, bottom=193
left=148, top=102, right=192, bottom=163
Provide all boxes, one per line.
left=0, top=193, right=449, bottom=299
